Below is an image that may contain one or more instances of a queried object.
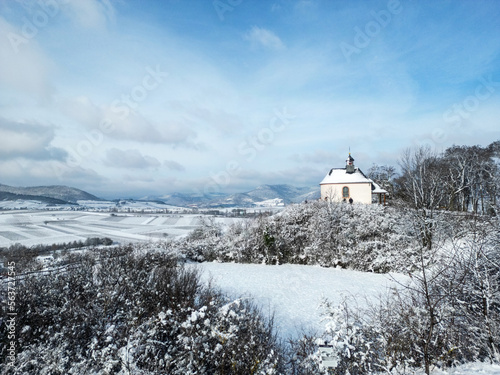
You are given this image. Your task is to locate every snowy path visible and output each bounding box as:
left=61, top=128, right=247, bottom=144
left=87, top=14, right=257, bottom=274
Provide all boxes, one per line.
left=195, top=262, right=406, bottom=338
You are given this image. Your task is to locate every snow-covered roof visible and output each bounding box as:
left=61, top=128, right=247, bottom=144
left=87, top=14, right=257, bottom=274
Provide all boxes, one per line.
left=371, top=181, right=388, bottom=194
left=320, top=168, right=371, bottom=184
left=320, top=167, right=388, bottom=194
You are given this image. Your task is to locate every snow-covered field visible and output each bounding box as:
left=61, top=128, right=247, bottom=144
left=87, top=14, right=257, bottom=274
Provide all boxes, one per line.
left=195, top=263, right=500, bottom=375
left=0, top=199, right=185, bottom=212
left=194, top=262, right=405, bottom=338
left=0, top=210, right=241, bottom=247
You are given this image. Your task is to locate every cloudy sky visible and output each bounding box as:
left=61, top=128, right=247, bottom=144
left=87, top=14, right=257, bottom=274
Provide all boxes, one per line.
left=1, top=0, right=499, bottom=198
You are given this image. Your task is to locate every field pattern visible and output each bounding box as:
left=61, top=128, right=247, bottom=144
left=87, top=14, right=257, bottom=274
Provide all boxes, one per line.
left=0, top=210, right=237, bottom=247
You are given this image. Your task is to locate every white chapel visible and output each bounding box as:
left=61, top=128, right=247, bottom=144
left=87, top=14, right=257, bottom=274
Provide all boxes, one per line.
left=320, top=153, right=387, bottom=204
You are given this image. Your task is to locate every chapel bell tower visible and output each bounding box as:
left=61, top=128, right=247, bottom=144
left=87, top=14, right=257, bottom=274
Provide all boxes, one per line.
left=346, top=153, right=355, bottom=174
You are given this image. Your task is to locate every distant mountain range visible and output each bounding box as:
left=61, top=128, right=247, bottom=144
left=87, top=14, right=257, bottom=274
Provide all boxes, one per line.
left=0, top=183, right=320, bottom=208
left=0, top=183, right=101, bottom=204
left=154, top=184, right=320, bottom=208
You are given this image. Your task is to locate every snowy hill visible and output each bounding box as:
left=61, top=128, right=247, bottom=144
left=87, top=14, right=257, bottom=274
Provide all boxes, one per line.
left=0, top=183, right=319, bottom=209
left=254, top=198, right=285, bottom=207
left=0, top=183, right=101, bottom=203
left=155, top=192, right=227, bottom=207
left=0, top=191, right=73, bottom=206
left=157, top=184, right=320, bottom=208
left=246, top=184, right=320, bottom=204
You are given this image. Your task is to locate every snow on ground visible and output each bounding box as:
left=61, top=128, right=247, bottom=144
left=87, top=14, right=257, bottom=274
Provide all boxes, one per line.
left=1, top=208, right=498, bottom=373
left=254, top=198, right=285, bottom=207
left=421, top=362, right=500, bottom=375
left=195, top=263, right=500, bottom=374
left=0, top=200, right=75, bottom=210
left=78, top=200, right=185, bottom=212
left=0, top=211, right=241, bottom=247
left=194, top=262, right=406, bottom=339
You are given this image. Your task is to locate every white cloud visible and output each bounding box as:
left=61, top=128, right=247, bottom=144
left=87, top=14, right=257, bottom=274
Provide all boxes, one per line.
left=244, top=26, right=285, bottom=50
left=104, top=148, right=161, bottom=169
left=0, top=159, right=104, bottom=190
left=53, top=164, right=106, bottom=189
left=216, top=165, right=323, bottom=190
left=0, top=118, right=66, bottom=160
left=166, top=101, right=244, bottom=135
left=290, top=150, right=341, bottom=164
left=59, top=96, right=197, bottom=145
left=164, top=160, right=185, bottom=171
left=61, top=0, right=115, bottom=30
left=0, top=17, right=55, bottom=102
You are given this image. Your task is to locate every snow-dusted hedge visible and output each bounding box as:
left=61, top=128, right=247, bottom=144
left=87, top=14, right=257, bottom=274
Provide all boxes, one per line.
left=302, top=215, right=500, bottom=374
left=0, top=247, right=283, bottom=374
left=179, top=201, right=422, bottom=273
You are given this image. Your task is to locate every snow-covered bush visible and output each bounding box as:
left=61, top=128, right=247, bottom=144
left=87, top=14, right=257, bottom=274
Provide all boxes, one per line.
left=175, top=216, right=224, bottom=262
left=309, top=216, right=500, bottom=375
left=315, top=298, right=386, bottom=374
left=445, top=216, right=500, bottom=364
left=285, top=334, right=327, bottom=375
left=180, top=201, right=421, bottom=273
left=0, top=246, right=283, bottom=374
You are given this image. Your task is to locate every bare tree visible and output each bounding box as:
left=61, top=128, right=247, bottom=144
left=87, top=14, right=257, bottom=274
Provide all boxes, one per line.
left=397, top=146, right=446, bottom=249
left=442, top=143, right=499, bottom=214
left=367, top=163, right=397, bottom=197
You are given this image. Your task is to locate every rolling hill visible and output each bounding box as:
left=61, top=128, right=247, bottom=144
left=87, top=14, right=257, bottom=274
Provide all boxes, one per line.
left=0, top=183, right=101, bottom=204
left=0, top=182, right=319, bottom=209
left=157, top=184, right=320, bottom=208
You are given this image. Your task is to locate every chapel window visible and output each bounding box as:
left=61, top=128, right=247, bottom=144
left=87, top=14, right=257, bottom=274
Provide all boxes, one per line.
left=342, top=186, right=349, bottom=198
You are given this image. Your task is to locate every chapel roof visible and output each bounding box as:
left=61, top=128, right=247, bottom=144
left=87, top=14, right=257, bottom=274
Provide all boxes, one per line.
left=320, top=167, right=371, bottom=185
left=320, top=167, right=388, bottom=194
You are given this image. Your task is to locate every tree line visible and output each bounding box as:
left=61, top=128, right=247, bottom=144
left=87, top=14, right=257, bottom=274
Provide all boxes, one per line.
left=369, top=140, right=500, bottom=215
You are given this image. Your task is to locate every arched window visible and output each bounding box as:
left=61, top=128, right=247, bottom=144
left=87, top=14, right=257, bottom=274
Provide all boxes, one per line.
left=342, top=186, right=349, bottom=198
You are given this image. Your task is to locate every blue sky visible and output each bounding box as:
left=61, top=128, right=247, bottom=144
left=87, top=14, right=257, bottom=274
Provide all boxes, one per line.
left=0, top=0, right=499, bottom=198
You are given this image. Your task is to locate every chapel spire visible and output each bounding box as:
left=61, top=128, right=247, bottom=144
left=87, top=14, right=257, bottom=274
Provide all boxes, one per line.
left=346, top=152, right=355, bottom=174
